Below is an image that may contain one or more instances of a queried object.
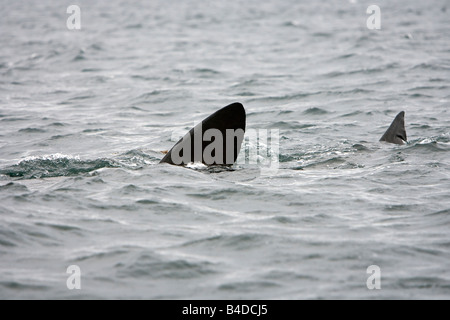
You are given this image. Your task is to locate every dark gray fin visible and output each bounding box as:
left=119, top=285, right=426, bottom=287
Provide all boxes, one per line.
left=159, top=102, right=246, bottom=166
left=379, top=111, right=407, bottom=145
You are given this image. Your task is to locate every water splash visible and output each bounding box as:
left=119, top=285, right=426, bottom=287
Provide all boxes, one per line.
left=0, top=154, right=117, bottom=179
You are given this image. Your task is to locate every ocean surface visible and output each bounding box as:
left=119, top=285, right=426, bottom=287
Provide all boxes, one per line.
left=1, top=0, right=449, bottom=300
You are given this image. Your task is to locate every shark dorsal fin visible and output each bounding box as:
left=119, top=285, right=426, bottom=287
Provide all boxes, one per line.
left=160, top=103, right=246, bottom=166
left=380, top=111, right=407, bottom=145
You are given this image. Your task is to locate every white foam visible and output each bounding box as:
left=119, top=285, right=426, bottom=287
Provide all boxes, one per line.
left=186, top=162, right=208, bottom=170
left=19, top=153, right=80, bottom=164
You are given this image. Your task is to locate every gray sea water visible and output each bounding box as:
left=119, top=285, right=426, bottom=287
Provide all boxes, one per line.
left=1, top=0, right=449, bottom=300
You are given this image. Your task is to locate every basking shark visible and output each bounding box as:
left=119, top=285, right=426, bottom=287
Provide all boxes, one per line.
left=379, top=111, right=407, bottom=145
left=160, top=102, right=246, bottom=166
left=160, top=104, right=407, bottom=167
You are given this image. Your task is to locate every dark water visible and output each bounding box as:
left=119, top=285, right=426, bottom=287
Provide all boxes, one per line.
left=1, top=0, right=449, bottom=299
